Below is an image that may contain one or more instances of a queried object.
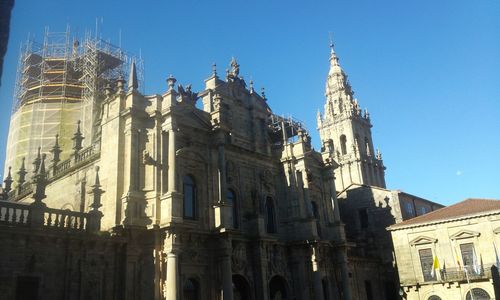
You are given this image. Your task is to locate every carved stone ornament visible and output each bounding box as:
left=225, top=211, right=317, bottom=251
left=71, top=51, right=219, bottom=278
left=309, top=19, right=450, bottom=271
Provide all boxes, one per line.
left=226, top=160, right=237, bottom=184
left=260, top=169, right=273, bottom=189
left=232, top=242, right=247, bottom=272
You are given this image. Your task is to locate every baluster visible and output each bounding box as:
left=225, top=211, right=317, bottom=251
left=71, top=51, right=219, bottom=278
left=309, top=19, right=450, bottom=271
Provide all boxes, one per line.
left=80, top=217, right=85, bottom=230
left=19, top=209, right=25, bottom=224
left=5, top=207, right=10, bottom=223
left=47, top=212, right=52, bottom=226
left=54, top=213, right=60, bottom=227
left=12, top=208, right=17, bottom=224
left=63, top=214, right=68, bottom=228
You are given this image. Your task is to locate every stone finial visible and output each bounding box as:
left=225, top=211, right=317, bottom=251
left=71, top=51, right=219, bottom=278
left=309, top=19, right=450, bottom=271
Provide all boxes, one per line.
left=128, top=60, right=138, bottom=91
left=317, top=110, right=323, bottom=127
left=50, top=134, right=62, bottom=165
left=88, top=166, right=104, bottom=232
left=32, top=154, right=47, bottom=204
left=3, top=166, right=13, bottom=194
left=212, top=63, right=217, bottom=77
left=90, top=166, right=104, bottom=210
left=116, top=75, right=126, bottom=93
left=104, top=83, right=114, bottom=97
left=17, top=157, right=27, bottom=187
left=329, top=34, right=340, bottom=66
left=166, top=74, right=177, bottom=91
left=249, top=79, right=255, bottom=94
left=364, top=108, right=370, bottom=120
left=33, top=146, right=42, bottom=174
left=72, top=120, right=84, bottom=154
left=376, top=148, right=382, bottom=160
left=261, top=87, right=267, bottom=100
left=230, top=57, right=240, bottom=77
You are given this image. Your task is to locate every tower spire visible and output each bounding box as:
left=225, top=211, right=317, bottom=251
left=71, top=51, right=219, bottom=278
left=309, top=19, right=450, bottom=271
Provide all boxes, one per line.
left=318, top=40, right=386, bottom=189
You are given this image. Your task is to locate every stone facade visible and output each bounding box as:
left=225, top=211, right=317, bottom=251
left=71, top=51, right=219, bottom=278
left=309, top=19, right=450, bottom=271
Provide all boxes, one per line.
left=0, top=38, right=440, bottom=300
left=389, top=199, right=500, bottom=300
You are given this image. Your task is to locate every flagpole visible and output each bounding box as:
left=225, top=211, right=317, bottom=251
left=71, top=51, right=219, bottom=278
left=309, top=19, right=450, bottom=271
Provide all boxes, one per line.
left=464, top=267, right=474, bottom=300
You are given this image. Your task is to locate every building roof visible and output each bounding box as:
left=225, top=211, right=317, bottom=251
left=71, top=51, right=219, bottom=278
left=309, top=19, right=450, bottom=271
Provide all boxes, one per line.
left=389, top=198, right=500, bottom=230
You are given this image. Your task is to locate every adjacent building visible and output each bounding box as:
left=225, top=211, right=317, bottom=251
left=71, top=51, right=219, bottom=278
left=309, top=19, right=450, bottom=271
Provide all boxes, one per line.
left=389, top=198, right=500, bottom=300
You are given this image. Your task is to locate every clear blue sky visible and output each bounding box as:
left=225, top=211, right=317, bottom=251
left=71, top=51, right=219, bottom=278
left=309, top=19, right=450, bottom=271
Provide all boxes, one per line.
left=1, top=0, right=499, bottom=205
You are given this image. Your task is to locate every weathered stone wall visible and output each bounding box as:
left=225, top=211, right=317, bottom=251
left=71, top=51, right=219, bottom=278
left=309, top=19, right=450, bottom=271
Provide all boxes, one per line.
left=0, top=225, right=127, bottom=300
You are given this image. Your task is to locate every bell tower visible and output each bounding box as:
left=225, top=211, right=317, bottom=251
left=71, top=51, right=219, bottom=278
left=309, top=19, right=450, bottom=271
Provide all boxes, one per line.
left=317, top=40, right=386, bottom=190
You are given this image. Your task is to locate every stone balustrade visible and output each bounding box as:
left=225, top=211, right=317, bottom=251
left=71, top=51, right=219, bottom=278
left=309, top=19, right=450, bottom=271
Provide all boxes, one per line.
left=0, top=200, right=30, bottom=225
left=0, top=200, right=101, bottom=232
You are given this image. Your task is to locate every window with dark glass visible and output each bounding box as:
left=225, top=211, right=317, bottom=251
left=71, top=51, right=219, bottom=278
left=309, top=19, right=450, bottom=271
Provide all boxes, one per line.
left=460, top=243, right=475, bottom=267
left=419, top=248, right=435, bottom=281
left=466, top=288, right=490, bottom=300
left=340, top=135, right=347, bottom=155
left=183, top=278, right=200, bottom=300
left=227, top=189, right=238, bottom=229
left=358, top=208, right=369, bottom=229
left=311, top=201, right=321, bottom=237
left=183, top=175, right=196, bottom=219
left=266, top=197, right=277, bottom=233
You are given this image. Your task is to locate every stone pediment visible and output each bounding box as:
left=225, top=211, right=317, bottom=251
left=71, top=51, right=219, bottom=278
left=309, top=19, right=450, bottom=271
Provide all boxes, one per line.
left=409, top=236, right=437, bottom=246
left=450, top=229, right=480, bottom=240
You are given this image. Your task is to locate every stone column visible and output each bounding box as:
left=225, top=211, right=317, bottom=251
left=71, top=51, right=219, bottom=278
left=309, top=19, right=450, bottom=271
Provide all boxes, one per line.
left=221, top=243, right=234, bottom=300
left=218, top=142, right=227, bottom=204
left=168, top=128, right=177, bottom=193
left=166, top=251, right=179, bottom=300
left=339, top=251, right=351, bottom=300
left=312, top=246, right=325, bottom=300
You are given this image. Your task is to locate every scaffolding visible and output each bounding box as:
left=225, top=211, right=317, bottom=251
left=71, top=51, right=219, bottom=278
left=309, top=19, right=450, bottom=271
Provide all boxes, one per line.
left=269, top=114, right=308, bottom=144
left=5, top=26, right=143, bottom=183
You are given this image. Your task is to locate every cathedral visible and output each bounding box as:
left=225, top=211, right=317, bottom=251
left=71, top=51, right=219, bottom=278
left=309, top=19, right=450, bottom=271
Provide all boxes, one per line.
left=0, top=30, right=441, bottom=300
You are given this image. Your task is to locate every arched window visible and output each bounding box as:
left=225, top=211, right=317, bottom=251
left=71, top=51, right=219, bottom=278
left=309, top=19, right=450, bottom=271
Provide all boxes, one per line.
left=183, top=175, right=196, bottom=219
left=227, top=189, right=239, bottom=229
left=265, top=197, right=277, bottom=233
left=428, top=296, right=442, bottom=300
left=322, top=278, right=330, bottom=300
left=183, top=278, right=200, bottom=300
left=364, top=137, right=371, bottom=156
left=340, top=135, right=347, bottom=155
left=311, top=201, right=321, bottom=237
left=466, top=288, right=490, bottom=300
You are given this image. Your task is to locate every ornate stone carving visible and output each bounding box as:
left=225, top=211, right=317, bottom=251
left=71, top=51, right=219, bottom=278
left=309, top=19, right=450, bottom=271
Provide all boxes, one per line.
left=232, top=242, right=247, bottom=273
left=260, top=169, right=273, bottom=189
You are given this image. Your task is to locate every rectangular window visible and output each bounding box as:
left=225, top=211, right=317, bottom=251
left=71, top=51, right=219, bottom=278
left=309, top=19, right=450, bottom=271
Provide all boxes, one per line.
left=460, top=243, right=475, bottom=266
left=404, top=202, right=415, bottom=217
left=364, top=280, right=373, bottom=300
left=358, top=208, right=369, bottom=229
left=418, top=248, right=435, bottom=281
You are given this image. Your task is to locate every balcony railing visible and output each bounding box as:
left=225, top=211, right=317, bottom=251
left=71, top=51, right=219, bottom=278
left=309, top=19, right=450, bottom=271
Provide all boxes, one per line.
left=401, top=265, right=495, bottom=286
left=441, top=266, right=492, bottom=282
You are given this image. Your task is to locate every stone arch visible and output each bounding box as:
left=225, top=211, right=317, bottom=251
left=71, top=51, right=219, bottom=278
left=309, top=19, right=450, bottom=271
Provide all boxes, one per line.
left=61, top=203, right=75, bottom=211
left=182, top=277, right=200, bottom=300
left=340, top=135, right=347, bottom=155
left=265, top=196, right=277, bottom=233
left=466, top=288, right=491, bottom=300
left=233, top=274, right=252, bottom=300
left=269, top=275, right=289, bottom=300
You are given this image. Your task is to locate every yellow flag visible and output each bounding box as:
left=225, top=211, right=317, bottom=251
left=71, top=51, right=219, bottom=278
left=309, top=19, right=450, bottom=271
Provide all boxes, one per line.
left=433, top=255, right=440, bottom=269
